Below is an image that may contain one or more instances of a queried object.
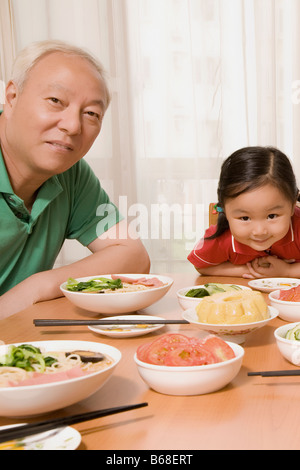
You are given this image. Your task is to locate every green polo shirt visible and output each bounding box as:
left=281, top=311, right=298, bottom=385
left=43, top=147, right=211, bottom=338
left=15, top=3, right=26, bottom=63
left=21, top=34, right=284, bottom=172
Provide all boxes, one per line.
left=0, top=150, right=123, bottom=295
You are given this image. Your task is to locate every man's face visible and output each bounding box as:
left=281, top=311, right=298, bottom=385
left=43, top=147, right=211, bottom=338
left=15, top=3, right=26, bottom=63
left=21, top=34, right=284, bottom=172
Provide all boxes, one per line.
left=3, top=52, right=107, bottom=178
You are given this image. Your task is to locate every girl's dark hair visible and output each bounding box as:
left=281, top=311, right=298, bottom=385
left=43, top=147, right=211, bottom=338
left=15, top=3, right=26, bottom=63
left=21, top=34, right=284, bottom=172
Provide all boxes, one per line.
left=207, top=146, right=299, bottom=240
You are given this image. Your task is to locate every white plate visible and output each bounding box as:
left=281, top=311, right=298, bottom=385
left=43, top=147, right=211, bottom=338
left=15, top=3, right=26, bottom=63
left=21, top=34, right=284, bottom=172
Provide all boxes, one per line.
left=88, top=315, right=166, bottom=338
left=248, top=278, right=300, bottom=293
left=182, top=306, right=278, bottom=344
left=0, top=425, right=81, bottom=450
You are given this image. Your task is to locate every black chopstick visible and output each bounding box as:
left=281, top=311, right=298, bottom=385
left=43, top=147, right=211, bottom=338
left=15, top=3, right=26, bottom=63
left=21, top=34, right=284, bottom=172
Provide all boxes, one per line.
left=34, top=319, right=188, bottom=326
left=0, top=402, right=148, bottom=444
left=248, top=370, right=300, bottom=377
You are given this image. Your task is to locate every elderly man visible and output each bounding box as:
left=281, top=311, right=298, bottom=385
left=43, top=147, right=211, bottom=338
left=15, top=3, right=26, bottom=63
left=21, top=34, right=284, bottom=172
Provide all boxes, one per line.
left=0, top=40, right=150, bottom=318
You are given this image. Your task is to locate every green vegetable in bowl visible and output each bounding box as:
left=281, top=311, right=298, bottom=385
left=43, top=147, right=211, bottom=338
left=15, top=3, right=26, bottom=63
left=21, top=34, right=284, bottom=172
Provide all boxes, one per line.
left=285, top=324, right=300, bottom=341
left=185, top=288, right=210, bottom=298
left=66, top=277, right=123, bottom=293
left=185, top=283, right=242, bottom=298
left=0, top=344, right=57, bottom=372
left=204, top=283, right=242, bottom=295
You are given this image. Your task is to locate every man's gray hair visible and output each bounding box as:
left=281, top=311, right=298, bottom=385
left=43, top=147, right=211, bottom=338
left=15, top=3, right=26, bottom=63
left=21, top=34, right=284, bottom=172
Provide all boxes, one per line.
left=11, top=39, right=111, bottom=109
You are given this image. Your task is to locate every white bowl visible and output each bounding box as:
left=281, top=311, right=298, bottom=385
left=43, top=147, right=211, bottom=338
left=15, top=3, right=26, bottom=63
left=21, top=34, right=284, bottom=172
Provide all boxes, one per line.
left=60, top=274, right=173, bottom=315
left=274, top=322, right=300, bottom=366
left=134, top=342, right=244, bottom=396
left=177, top=284, right=250, bottom=311
left=0, top=340, right=121, bottom=417
left=269, top=290, right=300, bottom=322
left=182, top=306, right=278, bottom=344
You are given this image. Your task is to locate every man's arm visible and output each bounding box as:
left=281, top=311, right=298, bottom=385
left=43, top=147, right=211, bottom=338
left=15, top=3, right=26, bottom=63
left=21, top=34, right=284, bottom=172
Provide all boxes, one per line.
left=0, top=220, right=150, bottom=319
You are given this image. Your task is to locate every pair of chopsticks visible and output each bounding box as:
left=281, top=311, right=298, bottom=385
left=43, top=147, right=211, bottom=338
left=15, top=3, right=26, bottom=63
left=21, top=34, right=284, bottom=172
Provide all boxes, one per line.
left=248, top=370, right=300, bottom=377
left=0, top=402, right=148, bottom=444
left=34, top=319, right=188, bottom=326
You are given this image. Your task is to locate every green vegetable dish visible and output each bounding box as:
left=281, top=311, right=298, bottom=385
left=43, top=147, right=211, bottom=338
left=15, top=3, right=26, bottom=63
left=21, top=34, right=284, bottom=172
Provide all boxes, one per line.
left=0, top=344, right=57, bottom=372
left=185, top=283, right=242, bottom=298
left=66, top=277, right=123, bottom=293
left=285, top=324, right=300, bottom=341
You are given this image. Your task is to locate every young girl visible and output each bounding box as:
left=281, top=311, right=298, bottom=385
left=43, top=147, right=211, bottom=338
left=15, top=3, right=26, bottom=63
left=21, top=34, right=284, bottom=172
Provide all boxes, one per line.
left=188, top=146, right=300, bottom=279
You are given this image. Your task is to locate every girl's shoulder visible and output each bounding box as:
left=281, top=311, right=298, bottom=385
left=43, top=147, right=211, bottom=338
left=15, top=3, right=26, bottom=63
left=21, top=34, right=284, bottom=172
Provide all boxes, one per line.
left=205, top=224, right=231, bottom=240
left=292, top=207, right=300, bottom=242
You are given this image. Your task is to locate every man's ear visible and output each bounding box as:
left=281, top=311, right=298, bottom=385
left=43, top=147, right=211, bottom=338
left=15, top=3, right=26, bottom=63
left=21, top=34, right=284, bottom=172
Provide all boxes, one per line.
left=4, top=81, right=18, bottom=111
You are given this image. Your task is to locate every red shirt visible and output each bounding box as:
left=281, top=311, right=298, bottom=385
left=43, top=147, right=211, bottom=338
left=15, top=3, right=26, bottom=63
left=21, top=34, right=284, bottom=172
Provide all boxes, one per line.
left=188, top=206, right=300, bottom=269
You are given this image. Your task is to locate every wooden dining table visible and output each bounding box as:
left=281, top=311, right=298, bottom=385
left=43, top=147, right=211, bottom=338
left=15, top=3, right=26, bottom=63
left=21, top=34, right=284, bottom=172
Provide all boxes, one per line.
left=0, top=272, right=300, bottom=451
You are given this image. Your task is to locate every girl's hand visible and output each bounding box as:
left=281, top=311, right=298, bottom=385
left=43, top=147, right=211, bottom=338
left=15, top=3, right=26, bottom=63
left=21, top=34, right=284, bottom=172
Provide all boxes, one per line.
left=243, top=256, right=295, bottom=279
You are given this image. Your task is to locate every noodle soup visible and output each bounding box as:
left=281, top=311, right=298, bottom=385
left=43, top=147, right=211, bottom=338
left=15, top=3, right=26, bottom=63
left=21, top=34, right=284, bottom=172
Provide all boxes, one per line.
left=0, top=345, right=114, bottom=388
left=60, top=274, right=174, bottom=315
left=0, top=340, right=122, bottom=417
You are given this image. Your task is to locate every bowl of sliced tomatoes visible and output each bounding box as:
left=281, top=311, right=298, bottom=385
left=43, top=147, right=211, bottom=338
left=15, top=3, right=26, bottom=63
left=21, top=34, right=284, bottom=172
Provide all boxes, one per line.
left=269, top=285, right=300, bottom=322
left=134, top=333, right=244, bottom=395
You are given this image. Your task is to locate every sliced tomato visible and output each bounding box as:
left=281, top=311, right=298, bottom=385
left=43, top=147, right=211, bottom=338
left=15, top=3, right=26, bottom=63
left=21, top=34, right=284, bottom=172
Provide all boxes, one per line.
left=201, top=335, right=235, bottom=362
left=141, top=334, right=191, bottom=365
left=136, top=333, right=235, bottom=366
left=137, top=334, right=190, bottom=363
left=151, top=333, right=191, bottom=345
left=279, top=286, right=300, bottom=301
left=136, top=342, right=153, bottom=362
left=163, top=344, right=216, bottom=366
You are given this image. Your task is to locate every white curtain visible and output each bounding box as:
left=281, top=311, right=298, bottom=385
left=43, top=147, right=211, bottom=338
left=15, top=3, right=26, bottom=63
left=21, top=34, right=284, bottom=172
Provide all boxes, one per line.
left=5, top=0, right=300, bottom=273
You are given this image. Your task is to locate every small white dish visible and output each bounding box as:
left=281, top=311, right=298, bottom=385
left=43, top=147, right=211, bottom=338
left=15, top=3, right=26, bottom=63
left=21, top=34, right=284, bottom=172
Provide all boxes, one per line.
left=88, top=315, right=166, bottom=338
left=0, top=425, right=81, bottom=450
left=248, top=278, right=300, bottom=293
left=182, top=306, right=278, bottom=344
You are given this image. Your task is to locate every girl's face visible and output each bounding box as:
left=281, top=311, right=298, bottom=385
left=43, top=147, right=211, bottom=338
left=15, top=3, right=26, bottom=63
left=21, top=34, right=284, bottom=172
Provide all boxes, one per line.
left=224, top=184, right=295, bottom=251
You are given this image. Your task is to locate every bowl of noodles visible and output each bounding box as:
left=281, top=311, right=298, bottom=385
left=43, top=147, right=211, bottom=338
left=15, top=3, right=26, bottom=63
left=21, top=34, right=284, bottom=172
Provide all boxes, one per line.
left=60, top=274, right=173, bottom=314
left=0, top=340, right=121, bottom=417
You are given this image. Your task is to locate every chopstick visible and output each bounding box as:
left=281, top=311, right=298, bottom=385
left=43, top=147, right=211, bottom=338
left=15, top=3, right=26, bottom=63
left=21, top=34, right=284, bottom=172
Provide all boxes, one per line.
left=248, top=370, right=300, bottom=377
left=34, top=319, right=189, bottom=326
left=0, top=402, right=148, bottom=444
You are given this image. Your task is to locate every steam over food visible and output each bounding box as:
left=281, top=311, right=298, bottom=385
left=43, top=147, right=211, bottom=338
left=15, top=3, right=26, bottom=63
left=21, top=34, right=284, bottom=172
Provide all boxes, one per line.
left=196, top=290, right=269, bottom=324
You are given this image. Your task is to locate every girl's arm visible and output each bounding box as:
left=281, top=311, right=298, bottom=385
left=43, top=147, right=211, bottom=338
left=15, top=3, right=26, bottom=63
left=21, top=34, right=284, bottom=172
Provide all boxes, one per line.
left=196, top=262, right=252, bottom=278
